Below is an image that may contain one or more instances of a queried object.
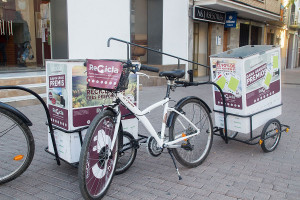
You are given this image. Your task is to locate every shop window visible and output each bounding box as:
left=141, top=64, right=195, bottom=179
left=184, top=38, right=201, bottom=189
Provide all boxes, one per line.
left=267, top=33, right=274, bottom=45
left=251, top=26, right=262, bottom=45
left=130, top=0, right=147, bottom=63
left=239, top=23, right=249, bottom=47
left=0, top=0, right=36, bottom=69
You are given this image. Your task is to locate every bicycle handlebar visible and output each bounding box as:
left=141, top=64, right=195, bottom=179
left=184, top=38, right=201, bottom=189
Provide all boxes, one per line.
left=140, top=64, right=159, bottom=73
left=175, top=81, right=196, bottom=87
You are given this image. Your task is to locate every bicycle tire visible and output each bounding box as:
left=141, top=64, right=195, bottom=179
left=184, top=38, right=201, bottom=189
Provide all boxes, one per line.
left=0, top=108, right=34, bottom=184
left=78, top=110, right=119, bottom=200
left=169, top=98, right=213, bottom=168
left=261, top=118, right=281, bottom=152
left=115, top=131, right=137, bottom=175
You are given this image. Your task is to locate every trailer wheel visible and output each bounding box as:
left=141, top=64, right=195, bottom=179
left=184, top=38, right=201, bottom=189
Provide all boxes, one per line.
left=261, top=119, right=281, bottom=152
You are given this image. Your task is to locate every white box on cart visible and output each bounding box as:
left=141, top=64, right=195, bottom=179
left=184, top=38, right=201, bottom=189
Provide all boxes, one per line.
left=46, top=60, right=139, bottom=163
left=210, top=46, right=282, bottom=134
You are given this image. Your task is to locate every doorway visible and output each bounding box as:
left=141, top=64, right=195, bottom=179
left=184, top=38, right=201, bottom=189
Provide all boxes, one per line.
left=193, top=21, right=208, bottom=77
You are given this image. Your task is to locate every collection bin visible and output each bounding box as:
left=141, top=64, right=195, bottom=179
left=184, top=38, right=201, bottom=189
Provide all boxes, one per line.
left=210, top=45, right=282, bottom=134
left=46, top=59, right=139, bottom=163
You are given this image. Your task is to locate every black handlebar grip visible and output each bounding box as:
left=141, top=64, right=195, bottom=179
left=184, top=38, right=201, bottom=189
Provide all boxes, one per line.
left=140, top=65, right=159, bottom=73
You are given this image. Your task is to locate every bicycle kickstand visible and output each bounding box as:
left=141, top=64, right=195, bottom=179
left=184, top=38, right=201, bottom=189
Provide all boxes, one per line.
left=168, top=148, right=182, bottom=180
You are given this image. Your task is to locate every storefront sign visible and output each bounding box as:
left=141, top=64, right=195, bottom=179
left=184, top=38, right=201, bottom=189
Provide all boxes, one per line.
left=193, top=6, right=225, bottom=24
left=225, top=12, right=237, bottom=28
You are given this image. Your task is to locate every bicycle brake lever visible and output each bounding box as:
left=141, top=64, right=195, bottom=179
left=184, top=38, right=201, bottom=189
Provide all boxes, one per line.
left=136, top=72, right=150, bottom=79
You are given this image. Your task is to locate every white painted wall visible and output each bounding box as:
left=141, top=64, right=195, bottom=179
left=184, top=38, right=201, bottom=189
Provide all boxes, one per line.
left=67, top=0, right=130, bottom=60
left=163, top=0, right=189, bottom=68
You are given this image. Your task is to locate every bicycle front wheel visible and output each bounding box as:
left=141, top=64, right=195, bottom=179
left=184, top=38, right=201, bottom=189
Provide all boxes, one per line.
left=78, top=110, right=119, bottom=200
left=0, top=108, right=35, bottom=184
left=169, top=98, right=213, bottom=168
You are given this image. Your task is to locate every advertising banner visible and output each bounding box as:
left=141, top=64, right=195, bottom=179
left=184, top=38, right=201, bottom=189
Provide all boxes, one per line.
left=86, top=59, right=123, bottom=90
left=211, top=59, right=243, bottom=110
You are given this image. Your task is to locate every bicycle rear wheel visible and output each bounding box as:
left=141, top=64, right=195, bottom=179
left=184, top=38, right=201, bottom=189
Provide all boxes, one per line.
left=0, top=108, right=34, bottom=184
left=115, top=131, right=137, bottom=175
left=169, top=98, right=213, bottom=168
left=78, top=110, right=119, bottom=200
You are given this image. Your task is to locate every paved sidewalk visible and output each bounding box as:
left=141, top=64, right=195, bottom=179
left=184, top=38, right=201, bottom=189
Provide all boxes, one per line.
left=0, top=69, right=300, bottom=200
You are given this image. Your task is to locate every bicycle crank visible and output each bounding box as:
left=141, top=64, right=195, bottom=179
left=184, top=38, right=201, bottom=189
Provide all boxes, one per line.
left=147, top=136, right=163, bottom=157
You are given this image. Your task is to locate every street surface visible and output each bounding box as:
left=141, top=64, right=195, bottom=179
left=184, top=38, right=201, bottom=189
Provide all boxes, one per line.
left=0, top=69, right=299, bottom=200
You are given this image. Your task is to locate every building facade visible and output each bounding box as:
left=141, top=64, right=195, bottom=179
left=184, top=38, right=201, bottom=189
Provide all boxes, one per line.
left=285, top=0, right=300, bottom=69
left=191, top=0, right=287, bottom=76
left=0, top=0, right=290, bottom=75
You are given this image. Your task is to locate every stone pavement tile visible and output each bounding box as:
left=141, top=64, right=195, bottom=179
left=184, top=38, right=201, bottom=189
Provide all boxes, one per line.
left=162, top=180, right=187, bottom=191
left=7, top=181, right=41, bottom=195
left=247, top=180, right=274, bottom=190
left=286, top=193, right=300, bottom=200
left=0, top=185, right=41, bottom=200
left=37, top=168, right=78, bottom=183
left=36, top=183, right=63, bottom=194
left=109, top=183, right=135, bottom=194
left=239, top=174, right=263, bottom=183
left=108, top=192, right=141, bottom=200
left=34, top=190, right=69, bottom=200
left=168, top=188, right=194, bottom=198
left=232, top=181, right=259, bottom=192
left=207, top=183, right=232, bottom=195
left=257, top=187, right=286, bottom=199
left=145, top=180, right=172, bottom=192
left=129, top=189, right=158, bottom=200
left=209, top=192, right=238, bottom=200
left=0, top=192, right=15, bottom=200
left=243, top=189, right=270, bottom=200
left=183, top=186, right=211, bottom=197
left=102, top=196, right=118, bottom=200
left=55, top=189, right=83, bottom=199
left=128, top=182, right=176, bottom=200
left=226, top=189, right=254, bottom=200
left=12, top=194, right=42, bottom=200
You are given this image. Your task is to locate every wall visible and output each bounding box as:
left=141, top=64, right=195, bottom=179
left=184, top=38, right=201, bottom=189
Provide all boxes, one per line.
left=148, top=0, right=163, bottom=64
left=67, top=0, right=130, bottom=60
left=134, top=0, right=147, bottom=37
left=51, top=0, right=68, bottom=59
left=239, top=0, right=281, bottom=14
left=162, top=0, right=189, bottom=67
left=210, top=23, right=224, bottom=55
left=228, top=26, right=240, bottom=50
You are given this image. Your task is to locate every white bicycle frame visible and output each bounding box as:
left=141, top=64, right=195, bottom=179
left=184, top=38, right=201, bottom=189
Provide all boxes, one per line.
left=114, top=90, right=200, bottom=149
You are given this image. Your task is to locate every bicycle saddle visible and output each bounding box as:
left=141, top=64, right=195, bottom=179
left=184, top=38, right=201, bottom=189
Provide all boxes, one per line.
left=159, top=69, right=185, bottom=79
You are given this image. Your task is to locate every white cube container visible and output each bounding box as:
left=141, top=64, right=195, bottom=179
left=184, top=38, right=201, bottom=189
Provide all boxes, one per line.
left=210, top=45, right=282, bottom=134
left=46, top=59, right=139, bottom=163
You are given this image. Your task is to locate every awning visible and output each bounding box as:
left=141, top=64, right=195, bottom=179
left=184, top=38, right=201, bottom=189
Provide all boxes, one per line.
left=194, top=0, right=281, bottom=22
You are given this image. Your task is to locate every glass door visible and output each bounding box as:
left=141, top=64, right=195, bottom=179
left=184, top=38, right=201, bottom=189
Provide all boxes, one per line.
left=0, top=0, right=39, bottom=72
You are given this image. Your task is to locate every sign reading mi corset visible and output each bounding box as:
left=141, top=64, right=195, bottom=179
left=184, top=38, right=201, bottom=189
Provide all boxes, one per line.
left=193, top=6, right=225, bottom=24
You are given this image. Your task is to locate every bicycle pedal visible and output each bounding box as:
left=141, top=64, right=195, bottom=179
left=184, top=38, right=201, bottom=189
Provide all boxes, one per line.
left=181, top=143, right=193, bottom=151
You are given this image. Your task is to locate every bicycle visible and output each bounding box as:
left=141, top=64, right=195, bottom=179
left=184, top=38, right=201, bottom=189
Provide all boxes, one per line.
left=78, top=59, right=213, bottom=199
left=0, top=103, right=35, bottom=184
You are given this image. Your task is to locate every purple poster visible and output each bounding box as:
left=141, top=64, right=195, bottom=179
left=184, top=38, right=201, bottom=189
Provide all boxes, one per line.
left=214, top=91, right=243, bottom=109
left=246, top=63, right=267, bottom=87
left=87, top=59, right=123, bottom=90
left=49, top=75, right=65, bottom=88
left=49, top=104, right=68, bottom=130
left=246, top=80, right=280, bottom=106
left=73, top=105, right=136, bottom=127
